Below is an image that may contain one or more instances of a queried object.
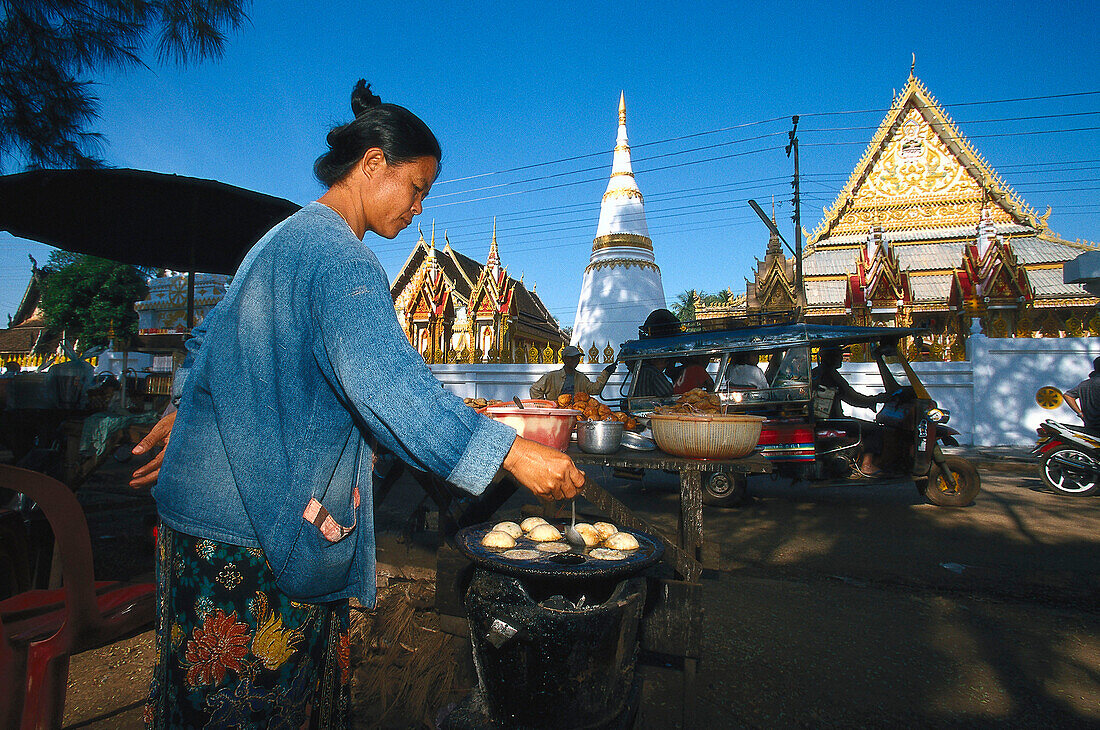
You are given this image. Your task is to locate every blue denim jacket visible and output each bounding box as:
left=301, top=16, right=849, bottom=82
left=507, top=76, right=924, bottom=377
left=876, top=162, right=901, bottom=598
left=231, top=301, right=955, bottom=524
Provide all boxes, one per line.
left=153, top=203, right=517, bottom=604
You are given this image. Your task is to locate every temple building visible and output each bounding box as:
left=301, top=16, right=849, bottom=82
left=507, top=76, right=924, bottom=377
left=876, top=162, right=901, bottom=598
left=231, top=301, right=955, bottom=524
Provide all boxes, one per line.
left=134, top=272, right=229, bottom=336
left=724, top=71, right=1099, bottom=358
left=571, top=92, right=666, bottom=359
left=0, top=265, right=59, bottom=369
left=390, top=223, right=566, bottom=363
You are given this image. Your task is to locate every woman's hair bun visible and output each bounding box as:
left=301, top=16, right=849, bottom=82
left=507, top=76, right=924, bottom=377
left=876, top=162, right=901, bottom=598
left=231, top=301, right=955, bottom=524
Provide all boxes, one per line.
left=351, top=80, right=382, bottom=117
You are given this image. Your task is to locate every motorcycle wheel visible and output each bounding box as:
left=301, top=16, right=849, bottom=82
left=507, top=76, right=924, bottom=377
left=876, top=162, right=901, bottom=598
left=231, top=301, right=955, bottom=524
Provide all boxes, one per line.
left=1039, top=446, right=1100, bottom=496
left=918, top=455, right=981, bottom=507
left=703, top=471, right=749, bottom=508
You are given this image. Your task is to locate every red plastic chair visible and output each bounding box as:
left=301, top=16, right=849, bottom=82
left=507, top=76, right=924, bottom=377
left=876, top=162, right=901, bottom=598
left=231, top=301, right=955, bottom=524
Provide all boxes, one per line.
left=0, top=464, right=155, bottom=729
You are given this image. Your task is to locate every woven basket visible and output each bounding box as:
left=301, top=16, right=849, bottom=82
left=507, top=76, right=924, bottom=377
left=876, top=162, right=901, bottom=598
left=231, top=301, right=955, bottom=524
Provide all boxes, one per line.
left=649, top=413, right=765, bottom=459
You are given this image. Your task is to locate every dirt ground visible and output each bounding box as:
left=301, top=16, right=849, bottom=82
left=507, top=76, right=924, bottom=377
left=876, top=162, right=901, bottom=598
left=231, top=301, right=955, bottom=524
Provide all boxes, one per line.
left=38, top=456, right=1100, bottom=728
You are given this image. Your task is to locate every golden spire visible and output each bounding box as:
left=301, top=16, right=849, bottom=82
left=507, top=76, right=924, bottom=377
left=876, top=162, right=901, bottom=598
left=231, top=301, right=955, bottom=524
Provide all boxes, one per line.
left=618, top=91, right=626, bottom=125
left=910, top=52, right=916, bottom=78
left=487, top=217, right=501, bottom=273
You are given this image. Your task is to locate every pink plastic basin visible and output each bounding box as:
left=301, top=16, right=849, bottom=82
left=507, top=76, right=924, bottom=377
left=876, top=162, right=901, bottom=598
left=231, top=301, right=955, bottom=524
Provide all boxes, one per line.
left=484, top=406, right=580, bottom=452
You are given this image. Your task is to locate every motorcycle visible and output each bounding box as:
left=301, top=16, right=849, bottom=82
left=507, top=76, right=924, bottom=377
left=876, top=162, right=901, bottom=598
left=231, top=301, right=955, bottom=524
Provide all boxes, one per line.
left=1033, top=419, right=1100, bottom=496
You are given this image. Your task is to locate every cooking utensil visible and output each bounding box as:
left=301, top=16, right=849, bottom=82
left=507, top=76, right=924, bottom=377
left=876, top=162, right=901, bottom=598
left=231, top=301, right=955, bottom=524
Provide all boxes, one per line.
left=513, top=396, right=525, bottom=409
left=576, top=420, right=625, bottom=454
left=564, top=500, right=585, bottom=547
left=620, top=431, right=656, bottom=451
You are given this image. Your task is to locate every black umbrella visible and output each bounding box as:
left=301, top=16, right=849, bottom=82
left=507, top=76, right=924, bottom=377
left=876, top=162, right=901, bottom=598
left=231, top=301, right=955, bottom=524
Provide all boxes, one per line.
left=0, top=168, right=301, bottom=275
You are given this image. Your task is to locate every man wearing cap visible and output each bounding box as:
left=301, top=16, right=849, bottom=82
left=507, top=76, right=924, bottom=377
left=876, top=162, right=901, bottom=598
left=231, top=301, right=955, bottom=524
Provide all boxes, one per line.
left=530, top=345, right=617, bottom=400
left=1063, top=356, right=1100, bottom=436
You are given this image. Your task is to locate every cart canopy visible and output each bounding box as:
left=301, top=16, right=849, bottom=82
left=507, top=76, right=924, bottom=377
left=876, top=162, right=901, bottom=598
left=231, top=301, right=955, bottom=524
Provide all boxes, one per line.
left=617, top=322, right=925, bottom=362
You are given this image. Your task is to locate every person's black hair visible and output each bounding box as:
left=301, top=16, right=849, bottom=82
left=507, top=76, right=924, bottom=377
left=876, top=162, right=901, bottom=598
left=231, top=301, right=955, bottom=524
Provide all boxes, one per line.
left=314, top=80, right=442, bottom=187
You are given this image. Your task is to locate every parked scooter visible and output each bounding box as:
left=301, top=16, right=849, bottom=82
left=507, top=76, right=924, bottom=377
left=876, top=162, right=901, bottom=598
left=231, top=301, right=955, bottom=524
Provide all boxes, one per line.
left=1033, top=419, right=1100, bottom=496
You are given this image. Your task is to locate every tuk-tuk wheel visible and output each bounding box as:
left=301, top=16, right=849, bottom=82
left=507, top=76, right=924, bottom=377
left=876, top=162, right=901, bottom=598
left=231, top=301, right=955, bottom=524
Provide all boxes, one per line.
left=703, top=471, right=749, bottom=508
left=917, top=455, right=980, bottom=507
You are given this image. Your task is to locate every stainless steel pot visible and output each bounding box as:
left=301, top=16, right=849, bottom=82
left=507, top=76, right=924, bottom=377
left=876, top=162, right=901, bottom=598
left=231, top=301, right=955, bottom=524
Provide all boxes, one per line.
left=576, top=420, right=625, bottom=454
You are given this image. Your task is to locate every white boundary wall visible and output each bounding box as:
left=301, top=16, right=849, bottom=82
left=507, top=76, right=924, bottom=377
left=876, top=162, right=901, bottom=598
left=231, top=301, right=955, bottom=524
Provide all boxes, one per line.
left=430, top=329, right=1100, bottom=446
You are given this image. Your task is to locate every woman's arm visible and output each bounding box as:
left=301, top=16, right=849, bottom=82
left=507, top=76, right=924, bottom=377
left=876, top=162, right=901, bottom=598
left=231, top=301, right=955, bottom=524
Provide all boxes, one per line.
left=317, top=257, right=582, bottom=499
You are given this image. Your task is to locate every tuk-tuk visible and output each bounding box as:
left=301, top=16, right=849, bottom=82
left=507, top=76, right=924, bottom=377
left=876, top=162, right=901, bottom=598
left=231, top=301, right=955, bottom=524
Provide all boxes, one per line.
left=615, top=318, right=981, bottom=508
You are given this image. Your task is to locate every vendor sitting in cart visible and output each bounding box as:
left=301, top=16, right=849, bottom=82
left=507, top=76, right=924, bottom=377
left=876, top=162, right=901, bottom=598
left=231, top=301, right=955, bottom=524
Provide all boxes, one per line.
left=812, top=347, right=890, bottom=477
left=530, top=345, right=617, bottom=400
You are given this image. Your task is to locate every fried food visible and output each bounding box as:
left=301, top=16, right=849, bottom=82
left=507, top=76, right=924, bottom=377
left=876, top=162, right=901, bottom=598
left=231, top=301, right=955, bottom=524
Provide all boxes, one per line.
left=481, top=530, right=516, bottom=549
left=536, top=542, right=571, bottom=553
left=502, top=549, right=541, bottom=560
left=528, top=524, right=563, bottom=542
left=589, top=547, right=626, bottom=561
left=556, top=394, right=572, bottom=407
left=573, top=392, right=590, bottom=404
left=520, top=517, right=549, bottom=532
left=574, top=524, right=600, bottom=547
left=593, top=522, right=618, bottom=541
left=604, top=532, right=640, bottom=551
left=492, top=521, right=522, bottom=539
left=655, top=388, right=722, bottom=415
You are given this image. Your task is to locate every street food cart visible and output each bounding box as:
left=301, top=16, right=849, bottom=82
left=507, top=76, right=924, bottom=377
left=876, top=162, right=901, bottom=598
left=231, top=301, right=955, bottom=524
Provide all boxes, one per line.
left=403, top=421, right=769, bottom=725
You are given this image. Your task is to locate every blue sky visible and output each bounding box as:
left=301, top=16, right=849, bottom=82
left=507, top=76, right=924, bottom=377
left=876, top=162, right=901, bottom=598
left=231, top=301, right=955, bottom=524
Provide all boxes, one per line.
left=2, top=0, right=1098, bottom=330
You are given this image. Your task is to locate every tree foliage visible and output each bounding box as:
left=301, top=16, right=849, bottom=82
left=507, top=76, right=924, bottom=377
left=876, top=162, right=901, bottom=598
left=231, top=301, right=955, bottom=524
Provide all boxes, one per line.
left=670, top=289, right=735, bottom=322
left=38, top=252, right=150, bottom=349
left=0, top=1, right=249, bottom=170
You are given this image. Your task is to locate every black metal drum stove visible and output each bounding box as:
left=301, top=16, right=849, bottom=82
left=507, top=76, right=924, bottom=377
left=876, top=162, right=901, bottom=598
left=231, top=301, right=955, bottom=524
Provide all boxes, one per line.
left=439, top=522, right=664, bottom=730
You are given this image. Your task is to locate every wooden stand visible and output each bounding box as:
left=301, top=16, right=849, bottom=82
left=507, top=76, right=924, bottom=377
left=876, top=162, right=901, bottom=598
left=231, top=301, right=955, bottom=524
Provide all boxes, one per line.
left=427, top=445, right=770, bottom=725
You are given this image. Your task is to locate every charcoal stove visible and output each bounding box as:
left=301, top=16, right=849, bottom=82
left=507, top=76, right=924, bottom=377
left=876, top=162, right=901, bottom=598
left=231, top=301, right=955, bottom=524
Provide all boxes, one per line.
left=439, top=522, right=664, bottom=730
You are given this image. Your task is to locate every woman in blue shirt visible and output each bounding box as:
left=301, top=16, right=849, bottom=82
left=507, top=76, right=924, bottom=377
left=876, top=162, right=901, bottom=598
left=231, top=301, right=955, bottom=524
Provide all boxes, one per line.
left=133, top=81, right=584, bottom=728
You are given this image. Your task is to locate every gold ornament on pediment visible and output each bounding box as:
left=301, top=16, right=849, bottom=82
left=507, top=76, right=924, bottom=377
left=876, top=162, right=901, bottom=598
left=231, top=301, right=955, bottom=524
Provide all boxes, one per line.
left=527, top=345, right=540, bottom=363
left=1088, top=313, right=1100, bottom=336
left=1015, top=313, right=1034, bottom=338
left=543, top=343, right=555, bottom=363
left=1039, top=313, right=1061, bottom=337
left=1066, top=316, right=1085, bottom=337
left=949, top=336, right=966, bottom=361
left=603, top=343, right=615, bottom=363
left=585, top=344, right=597, bottom=363
left=167, top=278, right=186, bottom=305
left=987, top=312, right=1009, bottom=338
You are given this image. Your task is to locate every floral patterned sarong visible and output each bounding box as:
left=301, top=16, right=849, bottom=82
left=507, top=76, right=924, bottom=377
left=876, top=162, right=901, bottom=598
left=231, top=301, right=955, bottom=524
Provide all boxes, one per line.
left=144, top=524, right=351, bottom=729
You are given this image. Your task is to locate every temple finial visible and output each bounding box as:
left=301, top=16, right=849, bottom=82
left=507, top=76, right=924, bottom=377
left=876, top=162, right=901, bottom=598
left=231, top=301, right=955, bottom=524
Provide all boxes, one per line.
left=618, top=91, right=626, bottom=126
left=910, top=52, right=916, bottom=77
left=487, top=217, right=501, bottom=273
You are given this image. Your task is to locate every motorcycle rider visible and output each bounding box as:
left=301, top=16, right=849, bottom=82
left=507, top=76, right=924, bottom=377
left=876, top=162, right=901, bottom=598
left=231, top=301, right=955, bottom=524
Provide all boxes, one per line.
left=1062, top=356, right=1100, bottom=436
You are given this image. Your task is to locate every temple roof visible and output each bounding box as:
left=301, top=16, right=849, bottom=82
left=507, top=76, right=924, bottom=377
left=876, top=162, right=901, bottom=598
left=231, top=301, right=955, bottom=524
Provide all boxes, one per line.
left=390, top=228, right=564, bottom=341
left=811, top=73, right=1045, bottom=246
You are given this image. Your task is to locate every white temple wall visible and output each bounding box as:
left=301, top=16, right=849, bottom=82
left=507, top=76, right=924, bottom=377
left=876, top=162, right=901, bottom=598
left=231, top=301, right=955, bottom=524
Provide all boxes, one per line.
left=430, top=330, right=1100, bottom=446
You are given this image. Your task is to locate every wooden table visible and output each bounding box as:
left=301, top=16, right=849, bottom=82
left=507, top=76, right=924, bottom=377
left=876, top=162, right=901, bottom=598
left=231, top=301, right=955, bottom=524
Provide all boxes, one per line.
left=568, top=445, right=770, bottom=581
left=413, top=444, right=770, bottom=726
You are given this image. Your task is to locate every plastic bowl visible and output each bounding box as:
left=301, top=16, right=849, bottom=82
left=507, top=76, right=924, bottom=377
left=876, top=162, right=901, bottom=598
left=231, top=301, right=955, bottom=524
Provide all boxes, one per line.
left=484, top=406, right=580, bottom=452
left=576, top=420, right=625, bottom=454
left=648, top=413, right=765, bottom=459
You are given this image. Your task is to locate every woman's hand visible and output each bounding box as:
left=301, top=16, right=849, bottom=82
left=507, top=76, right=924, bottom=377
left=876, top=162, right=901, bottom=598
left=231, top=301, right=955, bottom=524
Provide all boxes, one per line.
left=503, top=436, right=585, bottom=502
left=129, top=409, right=176, bottom=488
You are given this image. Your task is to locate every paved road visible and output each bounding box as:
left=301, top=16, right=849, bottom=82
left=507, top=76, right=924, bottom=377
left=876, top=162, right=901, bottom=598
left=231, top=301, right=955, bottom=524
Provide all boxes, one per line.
left=586, top=461, right=1100, bottom=727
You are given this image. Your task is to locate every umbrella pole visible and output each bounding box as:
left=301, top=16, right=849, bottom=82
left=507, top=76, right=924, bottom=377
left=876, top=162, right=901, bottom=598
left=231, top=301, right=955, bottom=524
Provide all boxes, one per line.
left=187, top=271, right=195, bottom=330
left=121, top=349, right=128, bottom=410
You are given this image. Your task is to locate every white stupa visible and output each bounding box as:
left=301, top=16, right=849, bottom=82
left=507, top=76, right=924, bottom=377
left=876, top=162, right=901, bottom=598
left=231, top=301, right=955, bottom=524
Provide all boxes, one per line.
left=571, top=92, right=666, bottom=356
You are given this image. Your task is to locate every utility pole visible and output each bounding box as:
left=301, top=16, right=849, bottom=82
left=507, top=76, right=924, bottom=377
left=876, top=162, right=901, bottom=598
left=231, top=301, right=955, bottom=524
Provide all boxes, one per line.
left=786, top=115, right=805, bottom=312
